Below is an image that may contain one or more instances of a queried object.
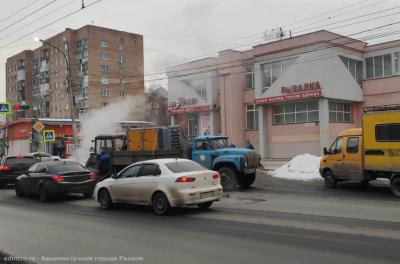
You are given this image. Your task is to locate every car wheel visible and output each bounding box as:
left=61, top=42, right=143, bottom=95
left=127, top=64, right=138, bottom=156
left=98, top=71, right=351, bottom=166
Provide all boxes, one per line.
left=218, top=166, right=238, bottom=191
left=197, top=201, right=213, bottom=209
left=83, top=190, right=94, bottom=199
left=152, top=192, right=170, bottom=216
left=324, top=170, right=337, bottom=189
left=390, top=177, right=400, bottom=198
left=15, top=182, right=24, bottom=197
left=39, top=185, right=50, bottom=202
left=238, top=173, right=256, bottom=188
left=98, top=189, right=114, bottom=209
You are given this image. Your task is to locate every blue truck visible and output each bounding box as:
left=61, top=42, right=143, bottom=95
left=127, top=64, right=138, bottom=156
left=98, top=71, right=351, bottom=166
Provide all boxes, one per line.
left=87, top=133, right=261, bottom=191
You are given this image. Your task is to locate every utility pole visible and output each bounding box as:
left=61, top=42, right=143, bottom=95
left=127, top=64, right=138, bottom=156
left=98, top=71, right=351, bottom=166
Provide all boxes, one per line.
left=34, top=37, right=78, bottom=146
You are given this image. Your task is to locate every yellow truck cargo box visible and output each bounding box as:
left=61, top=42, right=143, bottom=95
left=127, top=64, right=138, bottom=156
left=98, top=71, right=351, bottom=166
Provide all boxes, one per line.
left=127, top=128, right=159, bottom=151
left=127, top=129, right=143, bottom=151
left=363, top=111, right=400, bottom=173
left=143, top=128, right=158, bottom=151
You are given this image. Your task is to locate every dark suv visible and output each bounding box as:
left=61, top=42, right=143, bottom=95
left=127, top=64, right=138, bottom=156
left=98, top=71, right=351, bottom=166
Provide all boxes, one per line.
left=0, top=154, right=56, bottom=188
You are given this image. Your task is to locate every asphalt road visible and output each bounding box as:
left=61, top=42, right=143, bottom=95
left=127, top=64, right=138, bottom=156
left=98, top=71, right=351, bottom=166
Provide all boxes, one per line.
left=0, top=173, right=399, bottom=264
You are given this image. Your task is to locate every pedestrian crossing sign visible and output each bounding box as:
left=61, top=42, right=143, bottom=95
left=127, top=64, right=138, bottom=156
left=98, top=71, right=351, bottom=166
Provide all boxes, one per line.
left=43, top=130, right=56, bottom=142
left=0, top=102, right=11, bottom=115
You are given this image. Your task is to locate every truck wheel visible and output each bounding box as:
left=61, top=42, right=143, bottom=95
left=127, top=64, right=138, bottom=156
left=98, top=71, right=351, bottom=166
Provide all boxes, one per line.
left=218, top=167, right=238, bottom=191
left=390, top=177, right=400, bottom=197
left=323, top=170, right=337, bottom=188
left=239, top=173, right=256, bottom=188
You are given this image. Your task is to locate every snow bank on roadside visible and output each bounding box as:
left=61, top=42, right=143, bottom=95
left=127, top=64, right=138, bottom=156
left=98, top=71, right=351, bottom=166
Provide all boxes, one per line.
left=271, top=154, right=322, bottom=181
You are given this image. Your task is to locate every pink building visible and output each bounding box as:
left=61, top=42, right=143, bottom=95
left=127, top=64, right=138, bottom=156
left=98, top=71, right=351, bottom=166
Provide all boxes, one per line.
left=167, top=30, right=400, bottom=159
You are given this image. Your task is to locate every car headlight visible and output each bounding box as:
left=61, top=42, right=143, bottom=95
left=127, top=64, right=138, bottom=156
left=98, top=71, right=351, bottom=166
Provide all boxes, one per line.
left=244, top=157, right=248, bottom=168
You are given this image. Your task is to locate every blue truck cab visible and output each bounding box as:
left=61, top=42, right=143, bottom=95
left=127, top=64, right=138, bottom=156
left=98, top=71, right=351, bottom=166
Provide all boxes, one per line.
left=191, top=136, right=261, bottom=190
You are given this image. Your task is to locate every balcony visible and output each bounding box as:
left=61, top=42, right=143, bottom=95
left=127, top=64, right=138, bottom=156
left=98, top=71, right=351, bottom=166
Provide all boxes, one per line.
left=40, top=61, right=49, bottom=72
left=40, top=83, right=50, bottom=96
left=17, top=69, right=25, bottom=81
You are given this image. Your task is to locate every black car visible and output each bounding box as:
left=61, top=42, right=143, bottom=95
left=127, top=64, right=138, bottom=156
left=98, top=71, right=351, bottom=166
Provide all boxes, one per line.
left=15, top=160, right=97, bottom=202
left=0, top=156, right=38, bottom=188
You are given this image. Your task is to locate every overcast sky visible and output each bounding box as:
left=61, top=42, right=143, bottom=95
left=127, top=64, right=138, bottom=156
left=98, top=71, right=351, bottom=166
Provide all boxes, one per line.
left=0, top=0, right=399, bottom=100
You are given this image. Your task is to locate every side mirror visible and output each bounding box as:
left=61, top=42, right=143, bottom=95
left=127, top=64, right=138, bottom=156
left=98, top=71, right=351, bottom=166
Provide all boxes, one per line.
left=323, top=147, right=329, bottom=155
left=111, top=173, right=117, bottom=179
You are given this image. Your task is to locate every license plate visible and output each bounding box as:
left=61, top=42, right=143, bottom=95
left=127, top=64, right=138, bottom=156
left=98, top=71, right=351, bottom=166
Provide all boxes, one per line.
left=200, top=191, right=215, bottom=199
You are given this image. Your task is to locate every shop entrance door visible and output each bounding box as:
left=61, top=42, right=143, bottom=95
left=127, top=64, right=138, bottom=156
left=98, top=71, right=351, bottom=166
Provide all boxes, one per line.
left=188, top=115, right=199, bottom=139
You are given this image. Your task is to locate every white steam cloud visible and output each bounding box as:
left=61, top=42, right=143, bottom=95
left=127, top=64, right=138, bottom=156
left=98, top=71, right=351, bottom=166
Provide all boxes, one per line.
left=72, top=96, right=144, bottom=164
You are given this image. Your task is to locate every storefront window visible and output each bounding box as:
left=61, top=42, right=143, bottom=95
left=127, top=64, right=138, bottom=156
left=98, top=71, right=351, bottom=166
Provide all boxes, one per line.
left=261, top=58, right=296, bottom=93
left=339, top=56, right=363, bottom=84
left=365, top=54, right=392, bottom=79
left=188, top=114, right=200, bottom=139
left=329, top=101, right=352, bottom=123
left=273, top=101, right=319, bottom=125
left=246, top=104, right=259, bottom=130
left=245, top=65, right=254, bottom=89
left=191, top=79, right=207, bottom=99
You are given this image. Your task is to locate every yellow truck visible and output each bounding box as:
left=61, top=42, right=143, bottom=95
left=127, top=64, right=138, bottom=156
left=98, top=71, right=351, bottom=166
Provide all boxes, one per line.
left=320, top=105, right=400, bottom=197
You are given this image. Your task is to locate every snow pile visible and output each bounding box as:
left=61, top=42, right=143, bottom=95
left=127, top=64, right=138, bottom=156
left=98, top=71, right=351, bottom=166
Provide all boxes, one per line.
left=271, top=154, right=322, bottom=181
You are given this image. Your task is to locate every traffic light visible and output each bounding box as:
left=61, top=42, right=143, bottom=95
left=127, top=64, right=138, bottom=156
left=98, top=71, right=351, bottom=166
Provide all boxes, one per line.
left=13, top=104, right=29, bottom=110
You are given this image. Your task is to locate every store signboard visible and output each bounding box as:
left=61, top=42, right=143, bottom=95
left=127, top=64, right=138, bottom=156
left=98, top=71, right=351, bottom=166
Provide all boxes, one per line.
left=255, top=81, right=322, bottom=104
left=255, top=90, right=322, bottom=104
left=168, top=105, right=210, bottom=114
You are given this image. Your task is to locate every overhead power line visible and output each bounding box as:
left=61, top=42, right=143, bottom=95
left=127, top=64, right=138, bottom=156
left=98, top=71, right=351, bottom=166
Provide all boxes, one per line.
left=0, top=0, right=104, bottom=50
left=68, top=23, right=400, bottom=87
left=0, top=0, right=41, bottom=25
left=0, top=0, right=59, bottom=35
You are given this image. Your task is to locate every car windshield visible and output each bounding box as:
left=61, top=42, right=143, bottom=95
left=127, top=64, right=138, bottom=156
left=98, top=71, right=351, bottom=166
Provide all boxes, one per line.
left=5, top=157, right=35, bottom=166
left=47, top=162, right=87, bottom=174
left=209, top=138, right=228, bottom=149
left=165, top=160, right=206, bottom=173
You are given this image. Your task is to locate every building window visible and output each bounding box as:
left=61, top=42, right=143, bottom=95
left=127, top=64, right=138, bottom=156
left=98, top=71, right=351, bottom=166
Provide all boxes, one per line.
left=274, top=101, right=319, bottom=125
left=395, top=52, right=400, bottom=74
left=339, top=56, right=363, bottom=84
left=100, top=77, right=110, bottom=84
left=261, top=58, right=297, bottom=93
left=329, top=101, right=352, bottom=123
left=246, top=104, right=259, bottom=130
left=101, top=90, right=110, bottom=97
left=120, top=90, right=125, bottom=97
left=245, top=65, right=254, bottom=89
left=101, top=40, right=108, bottom=48
left=100, top=65, right=109, bottom=73
left=365, top=54, right=392, bottom=79
left=192, top=79, right=207, bottom=98
left=100, top=52, right=109, bottom=60
left=118, top=43, right=124, bottom=50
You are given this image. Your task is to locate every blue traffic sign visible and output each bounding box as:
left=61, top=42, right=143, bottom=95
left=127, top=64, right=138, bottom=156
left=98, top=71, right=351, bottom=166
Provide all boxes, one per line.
left=42, top=130, right=56, bottom=142
left=0, top=102, right=11, bottom=115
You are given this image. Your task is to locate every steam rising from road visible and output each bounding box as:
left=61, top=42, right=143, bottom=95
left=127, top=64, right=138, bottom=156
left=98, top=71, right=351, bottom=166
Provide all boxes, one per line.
left=72, top=96, right=144, bottom=164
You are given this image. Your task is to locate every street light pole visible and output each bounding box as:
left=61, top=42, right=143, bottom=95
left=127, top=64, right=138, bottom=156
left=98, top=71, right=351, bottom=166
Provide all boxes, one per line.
left=34, top=38, right=78, bottom=146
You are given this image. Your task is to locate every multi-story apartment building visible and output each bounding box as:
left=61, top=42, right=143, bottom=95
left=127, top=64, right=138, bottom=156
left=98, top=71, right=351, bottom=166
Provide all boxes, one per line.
left=6, top=25, right=144, bottom=121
